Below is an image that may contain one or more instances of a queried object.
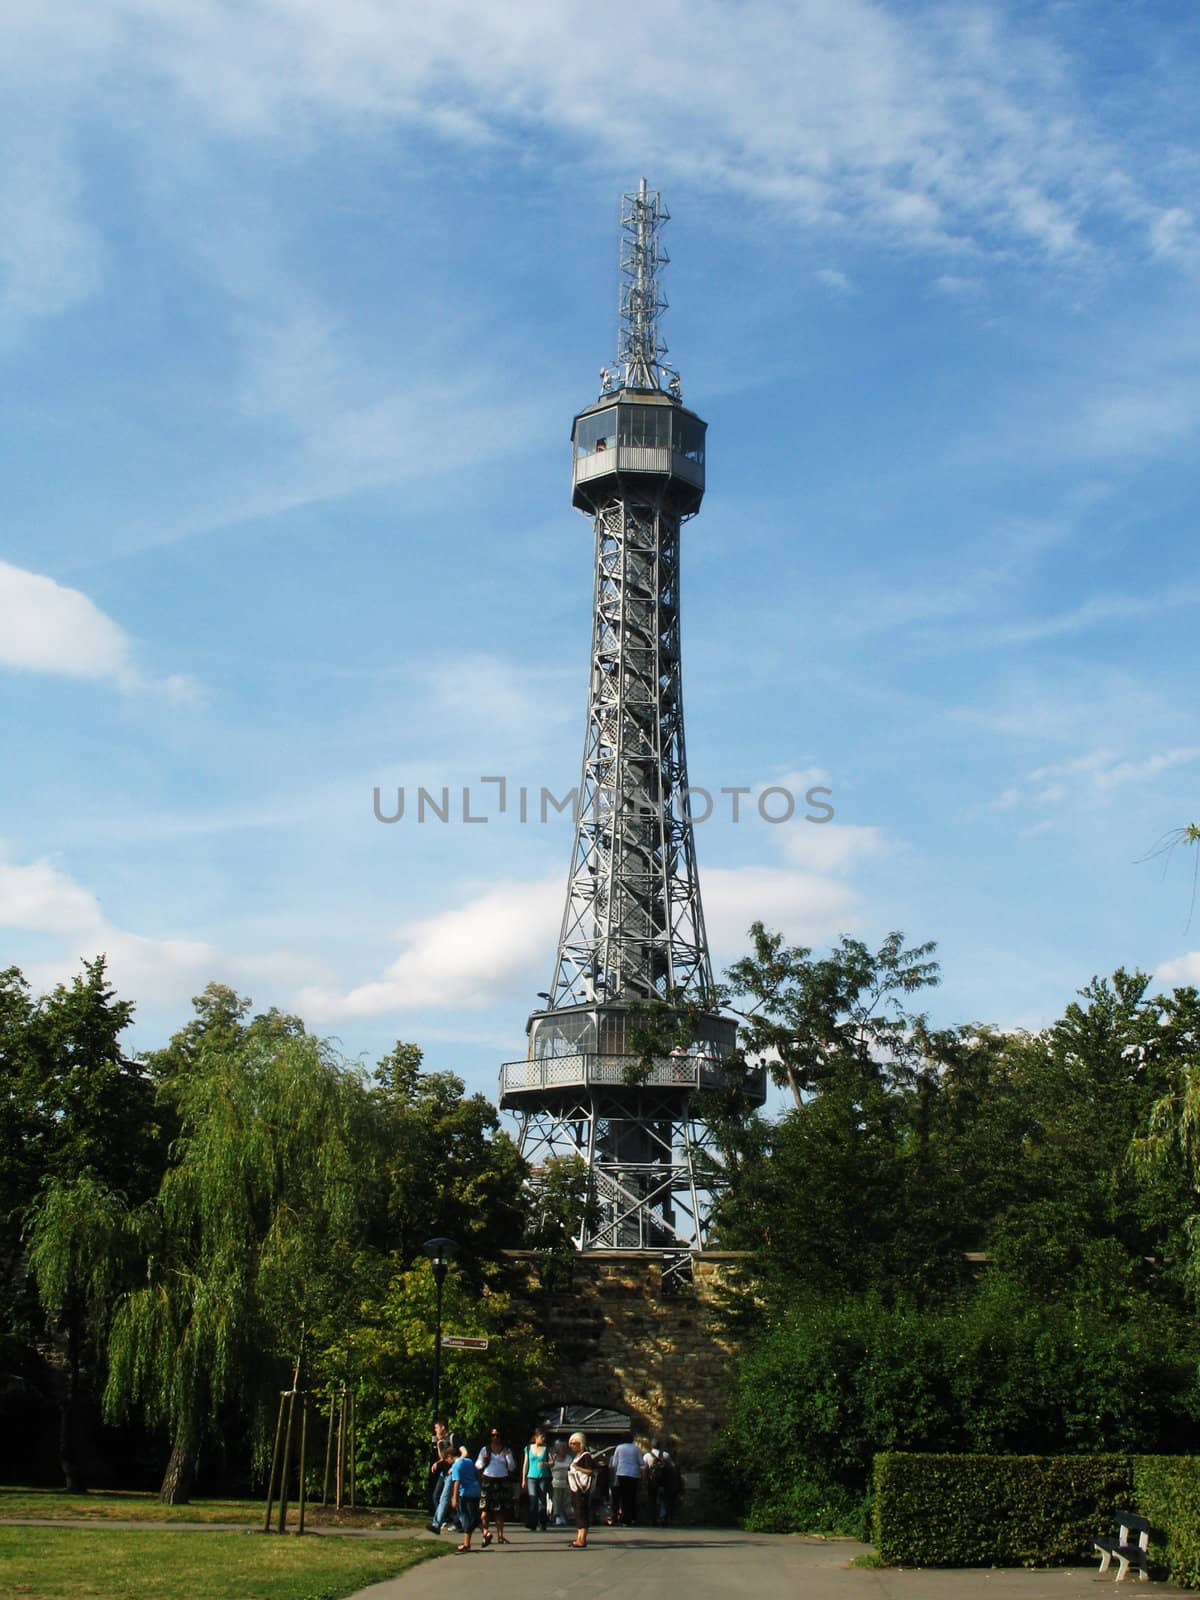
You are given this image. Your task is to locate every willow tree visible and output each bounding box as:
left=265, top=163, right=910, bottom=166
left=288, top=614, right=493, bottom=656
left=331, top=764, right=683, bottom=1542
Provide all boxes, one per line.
left=26, top=1176, right=133, bottom=1492
left=11, top=958, right=159, bottom=1490
left=105, top=1027, right=372, bottom=1503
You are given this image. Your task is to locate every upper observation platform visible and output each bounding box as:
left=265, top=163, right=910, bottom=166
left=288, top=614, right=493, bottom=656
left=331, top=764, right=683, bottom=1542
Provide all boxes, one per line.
left=571, top=390, right=706, bottom=517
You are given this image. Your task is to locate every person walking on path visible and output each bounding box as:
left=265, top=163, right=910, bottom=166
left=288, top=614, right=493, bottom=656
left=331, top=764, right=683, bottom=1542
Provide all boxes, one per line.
left=610, top=1432, right=644, bottom=1526
left=476, top=1428, right=517, bottom=1546
left=550, top=1439, right=572, bottom=1526
left=449, top=1446, right=481, bottom=1552
left=429, top=1444, right=458, bottom=1534
left=566, top=1430, right=596, bottom=1549
left=522, top=1427, right=551, bottom=1531
left=426, top=1418, right=460, bottom=1520
left=644, top=1439, right=681, bottom=1527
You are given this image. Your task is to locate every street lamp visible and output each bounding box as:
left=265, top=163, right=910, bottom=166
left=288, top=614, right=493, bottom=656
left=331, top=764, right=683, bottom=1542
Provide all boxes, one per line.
left=422, top=1236, right=459, bottom=1427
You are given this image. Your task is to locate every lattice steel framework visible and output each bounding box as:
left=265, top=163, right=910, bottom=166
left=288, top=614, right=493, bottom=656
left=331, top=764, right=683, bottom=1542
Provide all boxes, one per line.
left=548, top=497, right=711, bottom=1007
left=500, top=181, right=763, bottom=1271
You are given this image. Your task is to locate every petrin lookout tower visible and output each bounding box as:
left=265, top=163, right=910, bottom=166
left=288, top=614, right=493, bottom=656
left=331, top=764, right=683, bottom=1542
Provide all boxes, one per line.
left=500, top=182, right=766, bottom=1272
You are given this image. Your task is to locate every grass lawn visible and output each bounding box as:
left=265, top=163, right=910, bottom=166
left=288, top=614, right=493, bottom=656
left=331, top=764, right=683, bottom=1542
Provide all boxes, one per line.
left=0, top=1526, right=445, bottom=1600
left=0, top=1488, right=424, bottom=1530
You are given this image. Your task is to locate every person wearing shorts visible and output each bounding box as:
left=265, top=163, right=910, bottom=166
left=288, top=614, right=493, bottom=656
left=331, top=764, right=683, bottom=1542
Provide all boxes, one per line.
left=476, top=1428, right=517, bottom=1545
left=449, top=1450, right=481, bottom=1552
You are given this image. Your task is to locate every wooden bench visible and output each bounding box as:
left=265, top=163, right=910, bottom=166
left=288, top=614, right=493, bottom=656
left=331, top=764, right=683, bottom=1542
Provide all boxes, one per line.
left=1093, top=1510, right=1152, bottom=1583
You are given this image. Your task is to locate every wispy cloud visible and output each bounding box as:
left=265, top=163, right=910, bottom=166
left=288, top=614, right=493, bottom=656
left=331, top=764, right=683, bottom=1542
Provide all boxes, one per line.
left=993, top=746, right=1200, bottom=815
left=0, top=0, right=1190, bottom=350
left=0, top=846, right=309, bottom=1007
left=815, top=266, right=853, bottom=294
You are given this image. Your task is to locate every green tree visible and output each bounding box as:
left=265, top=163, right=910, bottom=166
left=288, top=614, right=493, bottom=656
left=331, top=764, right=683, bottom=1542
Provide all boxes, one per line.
left=713, top=929, right=950, bottom=1300
left=368, top=1045, right=528, bottom=1276
left=329, top=1261, right=549, bottom=1506
left=105, top=1023, right=371, bottom=1503
left=723, top=924, right=939, bottom=1108
left=11, top=959, right=161, bottom=1490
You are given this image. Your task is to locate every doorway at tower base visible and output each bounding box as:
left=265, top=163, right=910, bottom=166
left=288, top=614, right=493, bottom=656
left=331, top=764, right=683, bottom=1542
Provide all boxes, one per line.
left=505, top=1249, right=751, bottom=1524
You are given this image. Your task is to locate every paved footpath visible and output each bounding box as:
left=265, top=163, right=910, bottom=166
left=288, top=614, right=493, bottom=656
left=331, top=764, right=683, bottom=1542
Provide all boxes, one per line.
left=347, top=1527, right=1190, bottom=1600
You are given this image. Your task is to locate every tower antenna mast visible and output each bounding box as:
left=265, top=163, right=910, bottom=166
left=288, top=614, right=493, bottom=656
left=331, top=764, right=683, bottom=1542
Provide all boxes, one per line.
left=613, top=177, right=679, bottom=396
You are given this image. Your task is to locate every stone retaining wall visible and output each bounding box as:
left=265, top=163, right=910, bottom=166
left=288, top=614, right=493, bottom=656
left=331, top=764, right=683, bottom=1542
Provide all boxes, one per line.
left=507, top=1251, right=750, bottom=1517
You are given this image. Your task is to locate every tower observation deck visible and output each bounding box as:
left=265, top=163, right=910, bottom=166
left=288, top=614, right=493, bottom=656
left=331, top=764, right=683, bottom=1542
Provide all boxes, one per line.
left=500, top=182, right=766, bottom=1268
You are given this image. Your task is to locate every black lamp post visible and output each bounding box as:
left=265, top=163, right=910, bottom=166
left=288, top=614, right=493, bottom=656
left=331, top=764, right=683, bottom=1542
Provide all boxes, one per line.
left=422, top=1236, right=459, bottom=1427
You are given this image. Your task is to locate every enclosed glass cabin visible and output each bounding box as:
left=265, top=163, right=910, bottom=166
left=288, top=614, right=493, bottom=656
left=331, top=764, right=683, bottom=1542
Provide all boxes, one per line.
left=571, top=390, right=706, bottom=517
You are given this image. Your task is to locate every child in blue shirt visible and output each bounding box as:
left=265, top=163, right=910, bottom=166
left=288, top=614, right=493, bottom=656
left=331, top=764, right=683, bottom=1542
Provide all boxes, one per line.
left=450, top=1449, right=481, bottom=1551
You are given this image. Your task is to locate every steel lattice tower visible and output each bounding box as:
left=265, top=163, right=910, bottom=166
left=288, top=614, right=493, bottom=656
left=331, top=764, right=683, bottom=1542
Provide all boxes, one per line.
left=500, top=182, right=765, bottom=1269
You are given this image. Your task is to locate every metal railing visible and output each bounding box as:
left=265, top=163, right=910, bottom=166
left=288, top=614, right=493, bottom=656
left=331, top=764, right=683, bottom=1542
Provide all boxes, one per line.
left=499, top=1051, right=762, bottom=1098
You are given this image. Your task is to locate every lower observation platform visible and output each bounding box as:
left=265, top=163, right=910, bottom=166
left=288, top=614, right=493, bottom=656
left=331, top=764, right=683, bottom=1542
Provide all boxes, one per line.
left=499, top=1051, right=767, bottom=1110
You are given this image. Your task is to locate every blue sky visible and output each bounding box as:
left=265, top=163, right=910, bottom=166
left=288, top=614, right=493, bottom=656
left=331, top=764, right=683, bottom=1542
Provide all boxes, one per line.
left=4, top=0, right=1200, bottom=1100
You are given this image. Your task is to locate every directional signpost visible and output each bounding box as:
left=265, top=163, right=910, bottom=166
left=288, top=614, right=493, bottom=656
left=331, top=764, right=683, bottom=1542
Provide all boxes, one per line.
left=441, top=1335, right=489, bottom=1350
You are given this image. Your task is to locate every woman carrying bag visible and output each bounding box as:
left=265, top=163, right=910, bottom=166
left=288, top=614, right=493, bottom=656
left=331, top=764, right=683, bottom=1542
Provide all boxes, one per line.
left=566, top=1430, right=595, bottom=1549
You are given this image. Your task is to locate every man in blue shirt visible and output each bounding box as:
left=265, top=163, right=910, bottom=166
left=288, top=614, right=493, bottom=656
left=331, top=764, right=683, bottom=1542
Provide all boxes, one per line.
left=610, top=1433, right=645, bottom=1526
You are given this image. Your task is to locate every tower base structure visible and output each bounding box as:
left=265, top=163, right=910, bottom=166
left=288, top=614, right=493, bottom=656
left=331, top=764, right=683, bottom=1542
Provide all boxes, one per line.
left=502, top=1003, right=762, bottom=1273
left=508, top=1247, right=751, bottom=1519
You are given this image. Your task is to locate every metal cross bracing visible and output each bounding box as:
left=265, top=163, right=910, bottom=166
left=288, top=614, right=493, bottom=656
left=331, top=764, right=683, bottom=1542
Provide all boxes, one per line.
left=513, top=1090, right=728, bottom=1253
left=548, top=496, right=711, bottom=1009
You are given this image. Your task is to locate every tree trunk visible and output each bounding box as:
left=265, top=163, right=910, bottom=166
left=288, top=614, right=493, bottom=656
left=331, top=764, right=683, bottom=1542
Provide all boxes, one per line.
left=58, top=1312, right=87, bottom=1493
left=159, top=1432, right=196, bottom=1504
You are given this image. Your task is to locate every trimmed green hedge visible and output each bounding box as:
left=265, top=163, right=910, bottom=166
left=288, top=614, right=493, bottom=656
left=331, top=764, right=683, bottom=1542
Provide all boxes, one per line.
left=873, top=1453, right=1133, bottom=1567
left=1133, top=1456, right=1200, bottom=1588
left=874, top=1452, right=1200, bottom=1584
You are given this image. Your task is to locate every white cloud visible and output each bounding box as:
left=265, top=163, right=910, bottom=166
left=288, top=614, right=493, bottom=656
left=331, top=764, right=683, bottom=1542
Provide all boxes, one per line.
left=1156, top=951, right=1200, bottom=988
left=300, top=808, right=884, bottom=1020
left=815, top=266, right=852, bottom=293
left=299, top=876, right=562, bottom=1019
left=779, top=821, right=884, bottom=874
left=934, top=273, right=983, bottom=297
left=1149, top=206, right=1197, bottom=262
left=0, top=559, right=198, bottom=698
left=427, top=654, right=573, bottom=743
left=0, top=131, right=102, bottom=335
left=0, top=559, right=136, bottom=683
left=703, top=864, right=863, bottom=959
left=0, top=847, right=309, bottom=1009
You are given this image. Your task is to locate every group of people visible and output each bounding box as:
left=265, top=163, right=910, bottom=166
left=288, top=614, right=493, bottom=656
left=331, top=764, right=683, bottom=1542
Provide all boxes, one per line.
left=426, top=1419, right=682, bottom=1553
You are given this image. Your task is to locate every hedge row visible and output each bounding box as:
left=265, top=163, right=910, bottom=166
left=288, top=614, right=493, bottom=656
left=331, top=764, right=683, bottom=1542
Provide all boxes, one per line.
left=1133, top=1456, right=1200, bottom=1589
left=874, top=1453, right=1200, bottom=1584
left=873, top=1453, right=1133, bottom=1568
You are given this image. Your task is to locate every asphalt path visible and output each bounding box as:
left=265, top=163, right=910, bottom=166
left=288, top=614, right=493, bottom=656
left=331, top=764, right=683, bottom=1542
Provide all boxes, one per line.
left=2, top=1518, right=1185, bottom=1594
left=348, top=1525, right=1189, bottom=1600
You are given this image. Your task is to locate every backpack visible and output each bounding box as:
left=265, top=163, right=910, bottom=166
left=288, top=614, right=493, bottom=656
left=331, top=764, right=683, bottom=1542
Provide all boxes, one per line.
left=648, top=1451, right=680, bottom=1496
